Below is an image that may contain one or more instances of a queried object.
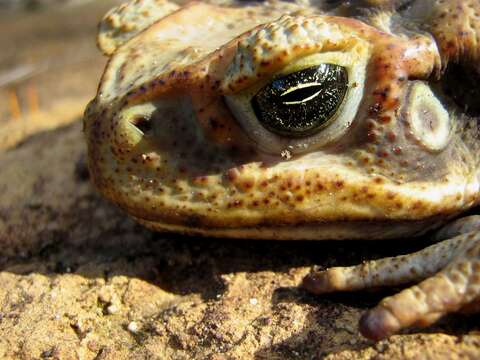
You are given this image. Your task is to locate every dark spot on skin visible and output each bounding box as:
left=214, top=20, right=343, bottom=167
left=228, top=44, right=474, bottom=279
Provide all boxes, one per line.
left=366, top=121, right=375, bottom=130
left=393, top=146, right=402, bottom=155
left=386, top=131, right=396, bottom=142
left=379, top=116, right=391, bottom=124
left=367, top=132, right=378, bottom=142
left=226, top=169, right=238, bottom=182
left=243, top=180, right=254, bottom=189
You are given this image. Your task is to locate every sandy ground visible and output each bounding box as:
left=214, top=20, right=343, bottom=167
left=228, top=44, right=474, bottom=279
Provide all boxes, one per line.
left=0, top=0, right=122, bottom=124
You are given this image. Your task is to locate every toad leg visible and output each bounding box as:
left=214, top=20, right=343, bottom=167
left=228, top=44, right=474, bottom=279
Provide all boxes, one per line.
left=303, top=216, right=480, bottom=340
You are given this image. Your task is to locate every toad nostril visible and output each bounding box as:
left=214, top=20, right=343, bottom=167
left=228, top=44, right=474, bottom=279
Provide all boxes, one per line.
left=405, top=81, right=450, bottom=152
left=131, top=116, right=152, bottom=135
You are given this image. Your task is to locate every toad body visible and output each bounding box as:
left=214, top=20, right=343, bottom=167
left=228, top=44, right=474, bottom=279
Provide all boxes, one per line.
left=84, top=0, right=480, bottom=340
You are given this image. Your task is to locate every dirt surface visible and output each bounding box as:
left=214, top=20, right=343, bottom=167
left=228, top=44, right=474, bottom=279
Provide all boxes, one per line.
left=0, top=0, right=86, bottom=11
left=0, top=1, right=480, bottom=359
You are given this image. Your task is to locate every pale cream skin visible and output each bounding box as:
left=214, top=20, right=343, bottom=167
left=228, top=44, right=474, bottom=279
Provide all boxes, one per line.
left=85, top=0, right=480, bottom=340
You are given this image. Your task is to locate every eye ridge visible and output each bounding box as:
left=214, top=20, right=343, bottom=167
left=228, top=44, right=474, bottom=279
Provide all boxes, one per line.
left=252, top=64, right=348, bottom=138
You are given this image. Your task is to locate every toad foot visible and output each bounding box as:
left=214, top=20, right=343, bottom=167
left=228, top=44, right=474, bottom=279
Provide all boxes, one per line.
left=303, top=222, right=480, bottom=340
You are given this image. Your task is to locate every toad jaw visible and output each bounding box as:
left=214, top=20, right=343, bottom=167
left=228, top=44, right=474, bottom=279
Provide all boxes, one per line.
left=84, top=3, right=479, bottom=240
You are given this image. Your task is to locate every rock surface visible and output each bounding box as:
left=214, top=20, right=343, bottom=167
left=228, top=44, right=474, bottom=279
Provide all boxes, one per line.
left=0, top=120, right=479, bottom=359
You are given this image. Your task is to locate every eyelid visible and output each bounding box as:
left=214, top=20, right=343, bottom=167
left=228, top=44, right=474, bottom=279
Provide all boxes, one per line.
left=221, top=15, right=366, bottom=95
left=225, top=45, right=370, bottom=155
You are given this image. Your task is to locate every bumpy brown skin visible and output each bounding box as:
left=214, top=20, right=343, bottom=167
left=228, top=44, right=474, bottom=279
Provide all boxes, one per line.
left=85, top=0, right=480, bottom=340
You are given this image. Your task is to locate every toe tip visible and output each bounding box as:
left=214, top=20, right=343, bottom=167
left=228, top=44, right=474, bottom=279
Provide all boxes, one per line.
left=302, top=272, right=331, bottom=294
left=302, top=268, right=346, bottom=294
left=359, top=307, right=401, bottom=341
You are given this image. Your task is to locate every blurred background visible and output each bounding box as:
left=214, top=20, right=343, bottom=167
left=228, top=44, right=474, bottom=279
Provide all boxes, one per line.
left=0, top=0, right=123, bottom=142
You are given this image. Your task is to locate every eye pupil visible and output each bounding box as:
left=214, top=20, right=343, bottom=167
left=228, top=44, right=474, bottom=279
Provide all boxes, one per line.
left=252, top=64, right=348, bottom=137
left=280, top=84, right=323, bottom=105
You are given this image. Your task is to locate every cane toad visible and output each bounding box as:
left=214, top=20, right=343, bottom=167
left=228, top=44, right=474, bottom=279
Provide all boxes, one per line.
left=84, top=0, right=480, bottom=340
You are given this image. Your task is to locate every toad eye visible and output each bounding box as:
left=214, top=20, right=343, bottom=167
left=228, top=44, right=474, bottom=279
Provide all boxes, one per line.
left=252, top=64, right=348, bottom=137
left=225, top=50, right=368, bottom=155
